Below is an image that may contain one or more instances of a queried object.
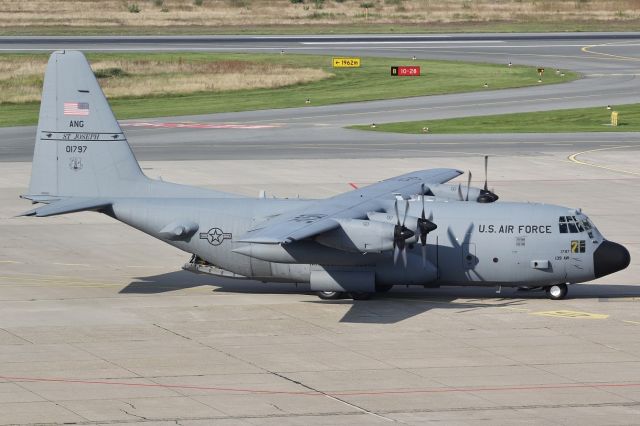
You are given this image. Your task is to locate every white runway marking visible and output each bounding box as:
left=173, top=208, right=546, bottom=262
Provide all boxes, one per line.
left=122, top=121, right=281, bottom=130
left=301, top=40, right=504, bottom=45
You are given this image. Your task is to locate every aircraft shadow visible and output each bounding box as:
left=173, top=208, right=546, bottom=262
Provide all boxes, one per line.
left=119, top=270, right=304, bottom=295
left=120, top=271, right=639, bottom=323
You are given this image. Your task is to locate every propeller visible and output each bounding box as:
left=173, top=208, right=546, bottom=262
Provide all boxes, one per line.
left=465, top=170, right=472, bottom=201
left=477, top=155, right=499, bottom=203
left=393, top=199, right=415, bottom=268
left=416, top=184, right=438, bottom=266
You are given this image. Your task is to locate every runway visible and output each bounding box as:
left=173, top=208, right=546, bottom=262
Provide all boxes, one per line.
left=2, top=32, right=640, bottom=161
left=1, top=34, right=639, bottom=424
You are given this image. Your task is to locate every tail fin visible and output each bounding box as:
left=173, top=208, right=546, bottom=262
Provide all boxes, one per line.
left=27, top=50, right=144, bottom=200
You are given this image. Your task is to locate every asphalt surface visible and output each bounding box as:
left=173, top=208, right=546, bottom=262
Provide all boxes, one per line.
left=1, top=33, right=640, bottom=161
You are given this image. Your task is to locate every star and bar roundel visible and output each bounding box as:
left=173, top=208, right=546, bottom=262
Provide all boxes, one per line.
left=199, top=228, right=232, bottom=246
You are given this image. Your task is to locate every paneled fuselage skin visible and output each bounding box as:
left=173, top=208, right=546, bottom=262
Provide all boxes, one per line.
left=111, top=197, right=623, bottom=288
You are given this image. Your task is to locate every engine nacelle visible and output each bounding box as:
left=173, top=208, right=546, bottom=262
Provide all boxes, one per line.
left=428, top=183, right=481, bottom=201
left=427, top=184, right=498, bottom=203
left=314, top=219, right=397, bottom=253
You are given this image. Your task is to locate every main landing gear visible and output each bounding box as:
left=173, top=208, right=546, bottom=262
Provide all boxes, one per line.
left=316, top=285, right=393, bottom=300
left=316, top=291, right=373, bottom=300
left=545, top=283, right=568, bottom=300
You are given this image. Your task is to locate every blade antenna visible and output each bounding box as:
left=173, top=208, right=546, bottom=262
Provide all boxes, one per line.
left=484, top=155, right=489, bottom=191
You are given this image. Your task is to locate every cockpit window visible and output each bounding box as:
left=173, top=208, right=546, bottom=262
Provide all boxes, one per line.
left=559, top=216, right=586, bottom=234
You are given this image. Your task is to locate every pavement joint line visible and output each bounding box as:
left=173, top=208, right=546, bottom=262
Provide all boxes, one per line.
left=0, top=327, right=33, bottom=344
left=271, top=371, right=396, bottom=422
left=568, top=145, right=640, bottom=177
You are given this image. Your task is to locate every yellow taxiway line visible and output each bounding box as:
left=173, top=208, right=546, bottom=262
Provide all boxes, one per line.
left=568, top=146, right=640, bottom=177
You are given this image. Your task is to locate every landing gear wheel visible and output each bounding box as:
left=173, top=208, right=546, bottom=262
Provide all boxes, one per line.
left=350, top=292, right=373, bottom=301
left=317, top=291, right=345, bottom=300
left=375, top=284, right=393, bottom=293
left=545, top=284, right=568, bottom=300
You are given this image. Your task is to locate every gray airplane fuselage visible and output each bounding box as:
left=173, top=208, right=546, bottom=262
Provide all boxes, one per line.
left=22, top=51, right=630, bottom=300
left=111, top=196, right=613, bottom=288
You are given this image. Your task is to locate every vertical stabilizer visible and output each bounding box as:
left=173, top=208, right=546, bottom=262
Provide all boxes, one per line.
left=28, top=50, right=144, bottom=199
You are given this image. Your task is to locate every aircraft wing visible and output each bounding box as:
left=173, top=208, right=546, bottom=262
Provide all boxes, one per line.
left=238, top=168, right=462, bottom=244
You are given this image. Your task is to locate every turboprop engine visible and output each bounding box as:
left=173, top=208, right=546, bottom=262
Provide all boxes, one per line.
left=426, top=156, right=498, bottom=203
left=314, top=218, right=409, bottom=253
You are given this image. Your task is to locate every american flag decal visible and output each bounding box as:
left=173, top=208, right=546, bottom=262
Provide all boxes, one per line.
left=63, top=102, right=90, bottom=116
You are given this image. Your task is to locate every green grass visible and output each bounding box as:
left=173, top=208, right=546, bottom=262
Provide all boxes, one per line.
left=349, top=104, right=640, bottom=134
left=0, top=52, right=577, bottom=127
left=3, top=20, right=640, bottom=36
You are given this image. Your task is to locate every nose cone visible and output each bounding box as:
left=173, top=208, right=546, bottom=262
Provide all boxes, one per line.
left=593, top=240, right=631, bottom=279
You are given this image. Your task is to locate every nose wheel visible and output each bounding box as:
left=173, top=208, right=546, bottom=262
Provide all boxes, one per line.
left=545, top=284, right=568, bottom=300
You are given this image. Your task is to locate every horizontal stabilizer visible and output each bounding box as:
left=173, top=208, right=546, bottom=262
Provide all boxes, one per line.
left=18, top=198, right=111, bottom=217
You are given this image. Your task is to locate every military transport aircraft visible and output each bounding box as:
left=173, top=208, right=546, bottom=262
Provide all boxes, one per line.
left=20, top=51, right=631, bottom=301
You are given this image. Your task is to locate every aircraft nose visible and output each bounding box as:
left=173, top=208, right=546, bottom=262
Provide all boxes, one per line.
left=593, top=240, right=631, bottom=279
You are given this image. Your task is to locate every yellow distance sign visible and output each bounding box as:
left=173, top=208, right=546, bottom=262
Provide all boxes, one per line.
left=332, top=57, right=361, bottom=68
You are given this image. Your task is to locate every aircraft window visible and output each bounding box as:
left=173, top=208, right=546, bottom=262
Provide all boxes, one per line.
left=559, top=216, right=568, bottom=233
left=559, top=216, right=586, bottom=233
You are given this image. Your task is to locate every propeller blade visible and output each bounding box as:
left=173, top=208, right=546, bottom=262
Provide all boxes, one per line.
left=402, top=199, right=409, bottom=227
left=421, top=244, right=427, bottom=267
left=457, top=183, right=463, bottom=201
left=484, top=155, right=489, bottom=191
left=393, top=245, right=400, bottom=265
left=421, top=186, right=426, bottom=220
left=466, top=170, right=472, bottom=201
left=394, top=199, right=400, bottom=226
left=401, top=247, right=408, bottom=268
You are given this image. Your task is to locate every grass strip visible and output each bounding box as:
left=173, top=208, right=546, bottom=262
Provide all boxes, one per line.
left=349, top=104, right=640, bottom=134
left=0, top=52, right=577, bottom=127
left=3, top=20, right=640, bottom=36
